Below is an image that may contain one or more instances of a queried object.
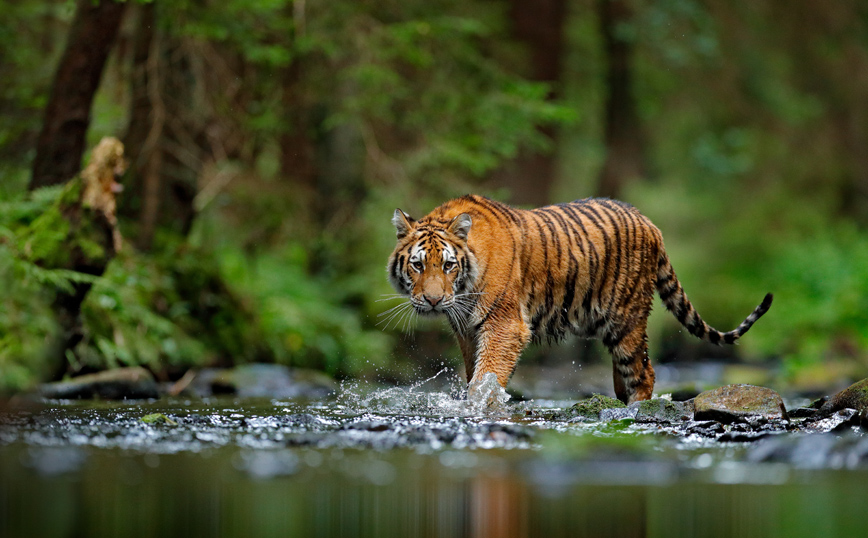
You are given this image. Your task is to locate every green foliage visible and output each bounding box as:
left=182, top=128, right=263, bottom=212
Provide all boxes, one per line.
left=76, top=247, right=211, bottom=372
left=0, top=1, right=72, bottom=194
left=3, top=0, right=868, bottom=393
left=0, top=244, right=59, bottom=392
left=196, top=194, right=393, bottom=377
left=161, top=0, right=575, bottom=181
left=756, top=222, right=868, bottom=375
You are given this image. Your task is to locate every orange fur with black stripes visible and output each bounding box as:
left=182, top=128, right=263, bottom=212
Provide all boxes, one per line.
left=387, top=195, right=772, bottom=403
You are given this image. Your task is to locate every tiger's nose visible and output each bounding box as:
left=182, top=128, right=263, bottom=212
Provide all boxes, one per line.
left=424, top=295, right=442, bottom=307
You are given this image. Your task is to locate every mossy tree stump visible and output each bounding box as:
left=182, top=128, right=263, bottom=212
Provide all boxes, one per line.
left=20, top=137, right=127, bottom=379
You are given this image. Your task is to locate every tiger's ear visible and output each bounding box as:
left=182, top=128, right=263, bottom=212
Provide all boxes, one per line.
left=448, top=213, right=472, bottom=241
left=392, top=209, right=415, bottom=239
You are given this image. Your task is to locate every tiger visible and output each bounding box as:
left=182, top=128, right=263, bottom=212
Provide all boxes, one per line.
left=386, top=194, right=772, bottom=404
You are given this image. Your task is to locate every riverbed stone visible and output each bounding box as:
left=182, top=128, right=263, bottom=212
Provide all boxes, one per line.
left=600, top=407, right=638, bottom=422
left=787, top=407, right=819, bottom=419
left=693, top=384, right=787, bottom=424
left=685, top=420, right=726, bottom=437
left=634, top=398, right=694, bottom=424
left=39, top=367, right=158, bottom=400
left=566, top=394, right=626, bottom=421
left=819, top=378, right=868, bottom=415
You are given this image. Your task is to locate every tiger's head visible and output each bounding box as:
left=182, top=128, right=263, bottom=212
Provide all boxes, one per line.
left=387, top=209, right=478, bottom=317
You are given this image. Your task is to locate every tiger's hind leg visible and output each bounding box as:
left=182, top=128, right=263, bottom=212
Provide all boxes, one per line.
left=605, top=320, right=656, bottom=404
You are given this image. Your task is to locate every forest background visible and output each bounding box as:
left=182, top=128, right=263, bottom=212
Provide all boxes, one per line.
left=1, top=0, right=867, bottom=395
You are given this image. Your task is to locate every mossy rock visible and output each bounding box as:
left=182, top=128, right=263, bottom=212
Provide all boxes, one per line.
left=820, top=378, right=868, bottom=415
left=565, top=394, right=626, bottom=421
left=694, top=384, right=786, bottom=423
left=634, top=398, right=694, bottom=424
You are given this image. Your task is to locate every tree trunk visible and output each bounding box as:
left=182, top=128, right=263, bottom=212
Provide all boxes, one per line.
left=280, top=60, right=318, bottom=195
left=597, top=0, right=646, bottom=199
left=119, top=1, right=156, bottom=226
left=490, top=0, right=566, bottom=207
left=30, top=0, right=127, bottom=191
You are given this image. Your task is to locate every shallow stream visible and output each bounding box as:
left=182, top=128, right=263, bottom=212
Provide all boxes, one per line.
left=2, top=372, right=866, bottom=538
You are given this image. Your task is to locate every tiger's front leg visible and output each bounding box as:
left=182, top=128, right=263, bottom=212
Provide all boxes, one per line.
left=606, top=320, right=656, bottom=404
left=467, top=312, right=532, bottom=388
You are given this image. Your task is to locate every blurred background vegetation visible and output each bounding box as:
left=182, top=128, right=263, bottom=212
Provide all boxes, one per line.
left=1, top=0, right=867, bottom=394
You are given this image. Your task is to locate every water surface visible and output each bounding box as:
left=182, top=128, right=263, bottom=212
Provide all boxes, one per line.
left=2, top=376, right=866, bottom=538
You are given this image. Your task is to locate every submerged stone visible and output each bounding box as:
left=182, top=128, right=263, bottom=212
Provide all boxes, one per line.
left=39, top=367, right=158, bottom=400
left=693, top=384, right=787, bottom=424
left=820, top=378, right=868, bottom=415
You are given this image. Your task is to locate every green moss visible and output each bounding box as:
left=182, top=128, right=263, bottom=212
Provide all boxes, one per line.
left=850, top=378, right=868, bottom=396
left=566, top=394, right=626, bottom=420
left=141, top=413, right=178, bottom=426
left=830, top=378, right=868, bottom=412
left=635, top=398, right=690, bottom=423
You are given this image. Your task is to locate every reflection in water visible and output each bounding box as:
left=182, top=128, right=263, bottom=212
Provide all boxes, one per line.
left=1, top=387, right=867, bottom=537
left=2, top=444, right=868, bottom=538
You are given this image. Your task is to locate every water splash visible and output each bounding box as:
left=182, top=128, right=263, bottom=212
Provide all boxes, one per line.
left=334, top=369, right=512, bottom=417
left=466, top=373, right=511, bottom=414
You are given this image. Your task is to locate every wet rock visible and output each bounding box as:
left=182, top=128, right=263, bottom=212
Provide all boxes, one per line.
left=483, top=423, right=533, bottom=441
left=787, top=407, right=819, bottom=419
left=563, top=394, right=626, bottom=421
left=633, top=398, right=694, bottom=424
left=693, top=384, right=787, bottom=424
left=194, top=364, right=337, bottom=399
left=39, top=367, right=158, bottom=400
left=600, top=407, right=638, bottom=422
left=340, top=420, right=392, bottom=432
left=685, top=420, right=726, bottom=437
left=809, top=395, right=829, bottom=409
left=805, top=409, right=861, bottom=433
left=717, top=431, right=773, bottom=443
left=819, top=378, right=868, bottom=416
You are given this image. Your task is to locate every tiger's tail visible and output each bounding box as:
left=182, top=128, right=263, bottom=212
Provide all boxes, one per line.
left=655, top=251, right=773, bottom=345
